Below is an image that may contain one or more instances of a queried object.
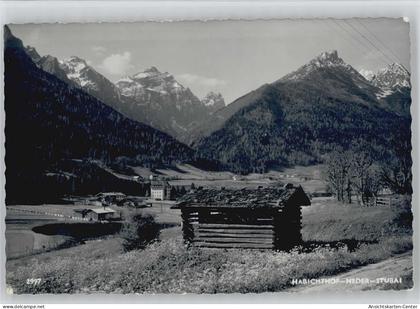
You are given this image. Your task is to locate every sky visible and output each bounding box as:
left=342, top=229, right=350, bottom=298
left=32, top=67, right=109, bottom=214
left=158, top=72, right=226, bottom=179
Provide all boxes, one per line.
left=10, top=19, right=410, bottom=104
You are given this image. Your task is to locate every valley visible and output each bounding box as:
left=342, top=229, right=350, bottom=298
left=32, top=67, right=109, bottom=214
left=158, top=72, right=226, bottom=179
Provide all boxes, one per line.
left=4, top=21, right=413, bottom=295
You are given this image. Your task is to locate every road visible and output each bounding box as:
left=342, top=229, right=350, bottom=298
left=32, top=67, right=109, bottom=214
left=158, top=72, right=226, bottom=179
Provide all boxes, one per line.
left=288, top=251, right=413, bottom=293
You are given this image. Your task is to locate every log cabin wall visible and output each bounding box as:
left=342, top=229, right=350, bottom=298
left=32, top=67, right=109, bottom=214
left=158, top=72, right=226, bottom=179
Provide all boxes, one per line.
left=181, top=206, right=303, bottom=250
left=177, top=185, right=310, bottom=250
left=273, top=204, right=302, bottom=250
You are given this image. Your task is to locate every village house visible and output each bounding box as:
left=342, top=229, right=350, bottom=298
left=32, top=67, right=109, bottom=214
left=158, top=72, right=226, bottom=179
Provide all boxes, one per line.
left=150, top=180, right=171, bottom=200
left=95, top=192, right=126, bottom=204
left=86, top=207, right=116, bottom=221
left=173, top=184, right=311, bottom=250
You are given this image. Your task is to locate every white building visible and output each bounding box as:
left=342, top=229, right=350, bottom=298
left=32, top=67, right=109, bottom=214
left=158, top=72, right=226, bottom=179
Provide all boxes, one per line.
left=150, top=180, right=170, bottom=200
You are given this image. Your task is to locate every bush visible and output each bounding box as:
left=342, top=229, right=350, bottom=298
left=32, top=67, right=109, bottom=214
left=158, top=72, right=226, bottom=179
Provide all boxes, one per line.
left=384, top=195, right=413, bottom=236
left=119, top=211, right=160, bottom=251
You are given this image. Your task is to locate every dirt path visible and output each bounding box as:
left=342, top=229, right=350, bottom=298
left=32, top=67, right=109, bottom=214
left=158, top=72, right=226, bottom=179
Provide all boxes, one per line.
left=288, top=251, right=413, bottom=293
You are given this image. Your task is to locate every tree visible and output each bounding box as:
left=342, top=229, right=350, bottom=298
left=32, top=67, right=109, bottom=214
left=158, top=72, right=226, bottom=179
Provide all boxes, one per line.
left=381, top=158, right=412, bottom=194
left=349, top=151, right=374, bottom=205
left=120, top=211, right=160, bottom=251
left=170, top=186, right=177, bottom=200
left=326, top=149, right=352, bottom=203
left=380, top=132, right=412, bottom=194
left=179, top=186, right=187, bottom=195
left=364, top=164, right=382, bottom=198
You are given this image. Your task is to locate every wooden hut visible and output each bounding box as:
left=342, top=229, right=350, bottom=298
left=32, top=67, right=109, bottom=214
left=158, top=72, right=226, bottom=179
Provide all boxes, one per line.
left=173, top=184, right=311, bottom=250
left=86, top=207, right=116, bottom=221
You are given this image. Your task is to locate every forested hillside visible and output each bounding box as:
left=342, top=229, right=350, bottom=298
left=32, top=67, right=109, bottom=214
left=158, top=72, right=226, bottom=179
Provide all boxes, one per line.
left=4, top=26, right=206, bottom=203
left=196, top=51, right=411, bottom=173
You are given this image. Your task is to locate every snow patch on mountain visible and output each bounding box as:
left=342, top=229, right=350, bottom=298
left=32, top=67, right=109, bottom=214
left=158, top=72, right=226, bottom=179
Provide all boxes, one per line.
left=116, top=67, right=188, bottom=100
left=282, top=50, right=357, bottom=81
left=376, top=89, right=394, bottom=99
left=359, top=69, right=375, bottom=81
left=60, top=56, right=98, bottom=89
left=371, top=63, right=410, bottom=90
left=24, top=45, right=226, bottom=142
left=201, top=92, right=226, bottom=112
left=369, top=63, right=410, bottom=99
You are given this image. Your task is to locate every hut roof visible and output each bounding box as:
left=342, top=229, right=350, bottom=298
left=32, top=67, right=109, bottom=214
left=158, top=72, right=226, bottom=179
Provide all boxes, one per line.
left=95, top=192, right=125, bottom=197
left=173, top=184, right=311, bottom=209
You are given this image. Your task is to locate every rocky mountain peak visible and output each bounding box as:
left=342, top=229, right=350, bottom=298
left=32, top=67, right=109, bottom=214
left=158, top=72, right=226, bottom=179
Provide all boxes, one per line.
left=201, top=92, right=226, bottom=112
left=115, top=67, right=221, bottom=141
left=144, top=66, right=160, bottom=73
left=25, top=46, right=42, bottom=63
left=311, top=50, right=345, bottom=67
left=23, top=45, right=70, bottom=83
left=281, top=50, right=354, bottom=82
left=371, top=63, right=410, bottom=90
left=131, top=66, right=170, bottom=80
left=61, top=56, right=89, bottom=72
left=117, top=67, right=187, bottom=98
left=358, top=69, right=375, bottom=81
left=67, top=56, right=88, bottom=63
left=54, top=55, right=122, bottom=108
left=4, top=25, right=24, bottom=49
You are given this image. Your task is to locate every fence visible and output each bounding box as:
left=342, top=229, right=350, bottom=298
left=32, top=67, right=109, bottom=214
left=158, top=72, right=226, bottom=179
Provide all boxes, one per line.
left=363, top=195, right=398, bottom=207
left=7, top=206, right=91, bottom=221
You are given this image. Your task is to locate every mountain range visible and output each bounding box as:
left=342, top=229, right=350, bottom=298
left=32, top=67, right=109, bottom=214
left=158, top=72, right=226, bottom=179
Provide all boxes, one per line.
left=115, top=67, right=222, bottom=141
left=359, top=63, right=411, bottom=115
left=24, top=47, right=225, bottom=142
left=4, top=26, right=217, bottom=203
left=5, top=25, right=412, bottom=198
left=195, top=50, right=411, bottom=173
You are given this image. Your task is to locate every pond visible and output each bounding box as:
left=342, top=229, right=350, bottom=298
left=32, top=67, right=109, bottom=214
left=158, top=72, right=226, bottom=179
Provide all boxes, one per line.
left=32, top=222, right=122, bottom=240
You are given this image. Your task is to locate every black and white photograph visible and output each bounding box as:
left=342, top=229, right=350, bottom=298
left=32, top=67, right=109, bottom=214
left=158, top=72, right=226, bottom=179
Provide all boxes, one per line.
left=2, top=16, right=415, bottom=299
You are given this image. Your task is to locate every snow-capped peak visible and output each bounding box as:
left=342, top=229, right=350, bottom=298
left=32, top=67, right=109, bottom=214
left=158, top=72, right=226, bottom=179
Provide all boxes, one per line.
left=385, top=63, right=409, bottom=75
left=59, top=56, right=98, bottom=89
left=145, top=66, right=159, bottom=73
left=62, top=56, right=88, bottom=71
left=358, top=69, right=375, bottom=81
left=116, top=67, right=191, bottom=101
left=310, top=50, right=346, bottom=67
left=371, top=63, right=410, bottom=91
left=115, top=66, right=213, bottom=139
left=282, top=50, right=354, bottom=81
left=201, top=92, right=225, bottom=111
left=132, top=67, right=158, bottom=79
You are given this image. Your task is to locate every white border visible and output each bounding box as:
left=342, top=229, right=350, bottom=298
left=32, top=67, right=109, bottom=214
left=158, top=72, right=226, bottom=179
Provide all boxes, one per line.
left=0, top=0, right=419, bottom=305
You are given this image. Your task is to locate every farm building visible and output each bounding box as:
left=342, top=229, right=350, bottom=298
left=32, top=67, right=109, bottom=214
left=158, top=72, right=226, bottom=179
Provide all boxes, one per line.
left=86, top=207, right=116, bottom=221
left=95, top=192, right=126, bottom=204
left=173, top=184, right=311, bottom=250
left=150, top=180, right=171, bottom=200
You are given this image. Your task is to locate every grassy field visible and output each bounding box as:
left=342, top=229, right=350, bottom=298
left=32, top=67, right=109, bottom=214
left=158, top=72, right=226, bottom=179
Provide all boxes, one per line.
left=6, top=235, right=412, bottom=294
left=301, top=197, right=410, bottom=242
left=6, top=194, right=412, bottom=294
left=5, top=210, right=74, bottom=259
left=132, top=164, right=327, bottom=193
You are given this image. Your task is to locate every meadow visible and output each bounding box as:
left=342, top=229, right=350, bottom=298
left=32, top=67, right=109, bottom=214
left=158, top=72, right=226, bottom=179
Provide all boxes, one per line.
left=6, top=195, right=412, bottom=294
left=133, top=164, right=327, bottom=193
